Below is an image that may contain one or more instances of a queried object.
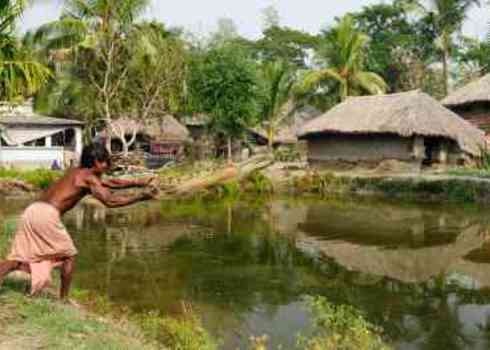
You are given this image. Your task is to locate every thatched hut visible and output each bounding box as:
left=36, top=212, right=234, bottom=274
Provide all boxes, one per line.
left=298, top=91, right=485, bottom=169
left=442, top=74, right=490, bottom=136
left=99, top=115, right=189, bottom=154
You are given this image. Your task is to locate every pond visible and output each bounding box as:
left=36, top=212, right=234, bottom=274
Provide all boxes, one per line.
left=3, top=196, right=490, bottom=349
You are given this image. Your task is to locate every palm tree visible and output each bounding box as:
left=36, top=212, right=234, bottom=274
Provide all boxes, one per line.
left=259, top=60, right=296, bottom=151
left=298, top=15, right=387, bottom=101
left=0, top=0, right=51, bottom=101
left=406, top=0, right=480, bottom=96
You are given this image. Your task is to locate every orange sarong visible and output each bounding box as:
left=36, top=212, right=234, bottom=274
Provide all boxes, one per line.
left=7, top=202, right=77, bottom=295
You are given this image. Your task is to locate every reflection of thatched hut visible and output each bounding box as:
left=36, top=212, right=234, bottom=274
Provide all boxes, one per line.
left=297, top=224, right=484, bottom=284
left=298, top=91, right=485, bottom=169
left=442, top=74, right=490, bottom=137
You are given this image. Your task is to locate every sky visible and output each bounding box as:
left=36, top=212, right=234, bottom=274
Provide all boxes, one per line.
left=19, top=0, right=490, bottom=39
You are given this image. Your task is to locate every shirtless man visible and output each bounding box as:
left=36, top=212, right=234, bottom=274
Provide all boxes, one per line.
left=0, top=142, right=158, bottom=300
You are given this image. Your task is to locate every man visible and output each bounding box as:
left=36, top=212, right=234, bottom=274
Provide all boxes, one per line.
left=0, top=143, right=158, bottom=300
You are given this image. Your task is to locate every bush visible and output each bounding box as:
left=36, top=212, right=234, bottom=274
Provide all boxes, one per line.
left=297, top=296, right=391, bottom=350
left=0, top=218, right=16, bottom=258
left=136, top=310, right=218, bottom=350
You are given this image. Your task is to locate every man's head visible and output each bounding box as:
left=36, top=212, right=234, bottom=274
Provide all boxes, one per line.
left=80, top=143, right=111, bottom=175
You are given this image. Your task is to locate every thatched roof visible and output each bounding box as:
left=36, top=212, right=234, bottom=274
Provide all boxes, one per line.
left=146, top=115, right=190, bottom=142
left=100, top=115, right=189, bottom=142
left=442, top=74, right=490, bottom=107
left=298, top=90, right=485, bottom=156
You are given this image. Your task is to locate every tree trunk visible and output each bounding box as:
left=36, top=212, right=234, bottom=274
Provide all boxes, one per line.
left=267, top=125, right=274, bottom=153
left=121, top=138, right=129, bottom=157
left=105, top=136, right=112, bottom=155
left=442, top=48, right=449, bottom=97
left=227, top=136, right=232, bottom=164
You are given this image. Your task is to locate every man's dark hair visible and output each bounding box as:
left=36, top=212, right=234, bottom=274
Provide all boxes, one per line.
left=80, top=143, right=111, bottom=168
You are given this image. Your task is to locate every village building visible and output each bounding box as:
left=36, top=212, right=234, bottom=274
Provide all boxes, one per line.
left=297, top=91, right=485, bottom=170
left=0, top=102, right=83, bottom=169
left=98, top=114, right=190, bottom=160
left=442, top=74, right=490, bottom=139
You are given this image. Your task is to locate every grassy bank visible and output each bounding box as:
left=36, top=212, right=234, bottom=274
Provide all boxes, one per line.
left=0, top=168, right=61, bottom=190
left=293, top=171, right=490, bottom=204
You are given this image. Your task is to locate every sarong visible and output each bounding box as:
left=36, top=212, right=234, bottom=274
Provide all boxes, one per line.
left=7, top=202, right=77, bottom=294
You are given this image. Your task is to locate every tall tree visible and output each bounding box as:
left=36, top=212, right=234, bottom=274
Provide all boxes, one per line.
left=258, top=60, right=296, bottom=151
left=188, top=45, right=260, bottom=162
left=0, top=0, right=51, bottom=101
left=351, top=1, right=438, bottom=92
left=299, top=15, right=387, bottom=101
left=34, top=0, right=151, bottom=152
left=407, top=0, right=480, bottom=95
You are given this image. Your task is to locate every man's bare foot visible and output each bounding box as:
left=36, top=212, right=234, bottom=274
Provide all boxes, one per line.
left=62, top=298, right=82, bottom=309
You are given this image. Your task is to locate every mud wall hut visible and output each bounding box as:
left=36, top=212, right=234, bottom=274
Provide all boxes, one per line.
left=442, top=74, right=490, bottom=137
left=298, top=91, right=485, bottom=170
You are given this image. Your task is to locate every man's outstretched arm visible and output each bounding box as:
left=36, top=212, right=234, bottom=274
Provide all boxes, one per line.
left=102, top=177, right=155, bottom=189
left=88, top=176, right=158, bottom=208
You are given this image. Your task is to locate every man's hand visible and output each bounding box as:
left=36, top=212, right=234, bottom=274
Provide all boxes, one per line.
left=141, top=185, right=160, bottom=200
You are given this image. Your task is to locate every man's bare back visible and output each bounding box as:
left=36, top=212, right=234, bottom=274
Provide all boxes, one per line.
left=39, top=168, right=157, bottom=215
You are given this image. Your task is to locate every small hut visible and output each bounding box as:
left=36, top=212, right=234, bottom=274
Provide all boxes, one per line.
left=99, top=115, right=189, bottom=156
left=442, top=74, right=490, bottom=136
left=298, top=91, right=485, bottom=169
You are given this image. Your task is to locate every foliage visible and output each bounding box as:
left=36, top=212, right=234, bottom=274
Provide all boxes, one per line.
left=405, top=0, right=481, bottom=95
left=136, top=310, right=218, bottom=350
left=299, top=15, right=387, bottom=101
left=258, top=59, right=296, bottom=150
left=351, top=1, right=438, bottom=92
left=297, top=296, right=391, bottom=350
left=187, top=44, right=260, bottom=159
left=0, top=217, right=16, bottom=258
left=0, top=168, right=61, bottom=189
left=0, top=0, right=52, bottom=101
left=254, top=26, right=319, bottom=68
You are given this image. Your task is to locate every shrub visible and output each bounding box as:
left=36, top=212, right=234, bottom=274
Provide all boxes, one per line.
left=297, top=296, right=391, bottom=350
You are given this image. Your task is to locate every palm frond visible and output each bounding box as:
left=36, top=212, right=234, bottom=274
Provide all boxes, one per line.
left=353, top=71, right=388, bottom=95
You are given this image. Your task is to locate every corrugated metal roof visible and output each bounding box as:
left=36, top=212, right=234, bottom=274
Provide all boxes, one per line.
left=0, top=103, right=84, bottom=127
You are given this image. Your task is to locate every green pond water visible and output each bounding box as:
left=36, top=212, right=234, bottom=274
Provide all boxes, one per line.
left=4, top=196, right=490, bottom=349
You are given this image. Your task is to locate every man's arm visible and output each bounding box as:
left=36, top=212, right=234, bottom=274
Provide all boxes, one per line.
left=87, top=176, right=157, bottom=208
left=102, top=177, right=154, bottom=189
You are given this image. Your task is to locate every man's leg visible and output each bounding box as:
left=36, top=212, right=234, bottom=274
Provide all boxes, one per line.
left=0, top=260, right=20, bottom=286
left=60, top=257, right=75, bottom=300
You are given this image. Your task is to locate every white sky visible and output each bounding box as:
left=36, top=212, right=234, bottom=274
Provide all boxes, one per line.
left=19, top=0, right=489, bottom=39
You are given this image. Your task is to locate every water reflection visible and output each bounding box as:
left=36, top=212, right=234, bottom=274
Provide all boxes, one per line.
left=4, top=197, right=490, bottom=349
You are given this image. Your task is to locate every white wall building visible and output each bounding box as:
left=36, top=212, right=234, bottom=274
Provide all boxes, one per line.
left=0, top=102, right=84, bottom=169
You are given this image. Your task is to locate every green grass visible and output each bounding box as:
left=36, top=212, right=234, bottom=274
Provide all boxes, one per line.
left=0, top=168, right=61, bottom=189
left=294, top=172, right=490, bottom=204
left=0, top=282, right=158, bottom=350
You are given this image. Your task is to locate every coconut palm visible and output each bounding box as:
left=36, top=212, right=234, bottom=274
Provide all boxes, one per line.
left=405, top=0, right=480, bottom=95
left=298, top=15, right=387, bottom=101
left=0, top=0, right=51, bottom=101
left=259, top=60, right=296, bottom=151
